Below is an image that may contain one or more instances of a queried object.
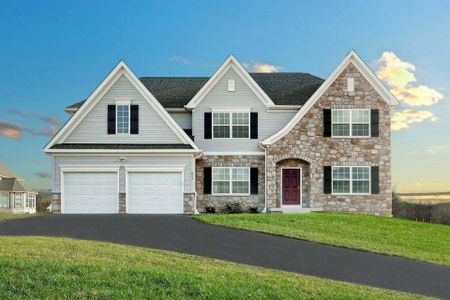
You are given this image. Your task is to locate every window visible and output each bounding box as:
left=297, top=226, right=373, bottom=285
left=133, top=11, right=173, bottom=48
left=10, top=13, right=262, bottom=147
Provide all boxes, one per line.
left=116, top=105, right=129, bottom=134
left=332, top=109, right=370, bottom=137
left=0, top=193, right=8, bottom=208
left=332, top=166, right=370, bottom=194
left=347, top=77, right=355, bottom=92
left=26, top=194, right=36, bottom=208
left=212, top=167, right=250, bottom=195
left=14, top=193, right=24, bottom=209
left=212, top=112, right=249, bottom=139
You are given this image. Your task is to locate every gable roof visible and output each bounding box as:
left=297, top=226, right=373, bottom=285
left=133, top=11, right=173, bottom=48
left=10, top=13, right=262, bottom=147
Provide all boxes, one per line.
left=67, top=73, right=323, bottom=110
left=0, top=178, right=33, bottom=192
left=261, top=50, right=400, bottom=145
left=44, top=61, right=200, bottom=153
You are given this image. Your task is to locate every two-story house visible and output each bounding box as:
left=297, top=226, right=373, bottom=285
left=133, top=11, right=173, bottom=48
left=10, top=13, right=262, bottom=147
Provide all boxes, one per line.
left=44, top=50, right=398, bottom=215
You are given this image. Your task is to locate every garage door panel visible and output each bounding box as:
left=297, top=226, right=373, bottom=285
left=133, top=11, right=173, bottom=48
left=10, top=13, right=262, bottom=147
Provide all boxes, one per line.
left=128, top=172, right=182, bottom=214
left=63, top=172, right=118, bottom=214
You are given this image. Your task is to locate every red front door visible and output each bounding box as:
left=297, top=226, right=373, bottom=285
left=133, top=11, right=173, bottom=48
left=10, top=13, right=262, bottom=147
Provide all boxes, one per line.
left=282, top=169, right=301, bottom=205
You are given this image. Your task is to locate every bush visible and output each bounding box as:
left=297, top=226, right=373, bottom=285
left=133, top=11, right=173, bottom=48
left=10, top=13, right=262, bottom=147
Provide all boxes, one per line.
left=204, top=205, right=216, bottom=214
left=36, top=199, right=51, bottom=213
left=223, top=202, right=243, bottom=214
left=248, top=206, right=259, bottom=214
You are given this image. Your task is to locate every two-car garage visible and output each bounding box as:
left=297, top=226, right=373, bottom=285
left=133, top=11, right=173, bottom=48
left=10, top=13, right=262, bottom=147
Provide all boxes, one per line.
left=61, top=168, right=184, bottom=214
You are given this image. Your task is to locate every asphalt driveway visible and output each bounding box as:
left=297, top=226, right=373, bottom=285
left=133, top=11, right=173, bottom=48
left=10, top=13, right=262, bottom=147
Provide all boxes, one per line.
left=0, top=215, right=449, bottom=299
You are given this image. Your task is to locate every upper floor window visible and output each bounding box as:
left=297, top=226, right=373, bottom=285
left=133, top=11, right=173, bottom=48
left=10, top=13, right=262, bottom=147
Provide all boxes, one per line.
left=212, top=112, right=249, bottom=139
left=116, top=105, right=130, bottom=134
left=332, top=166, right=370, bottom=194
left=332, top=109, right=370, bottom=138
left=212, top=167, right=250, bottom=195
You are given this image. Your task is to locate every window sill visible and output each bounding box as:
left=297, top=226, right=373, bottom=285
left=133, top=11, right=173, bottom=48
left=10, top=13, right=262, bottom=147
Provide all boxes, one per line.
left=331, top=193, right=371, bottom=196
left=211, top=194, right=251, bottom=197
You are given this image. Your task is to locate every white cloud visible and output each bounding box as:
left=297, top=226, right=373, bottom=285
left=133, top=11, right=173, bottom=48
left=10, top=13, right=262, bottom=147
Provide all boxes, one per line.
left=391, top=109, right=437, bottom=131
left=377, top=51, right=443, bottom=106
left=169, top=56, right=192, bottom=65
left=244, top=62, right=282, bottom=73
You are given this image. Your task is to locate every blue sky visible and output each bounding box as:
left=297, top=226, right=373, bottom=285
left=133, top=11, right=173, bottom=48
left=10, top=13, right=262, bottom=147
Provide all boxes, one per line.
left=0, top=0, right=449, bottom=192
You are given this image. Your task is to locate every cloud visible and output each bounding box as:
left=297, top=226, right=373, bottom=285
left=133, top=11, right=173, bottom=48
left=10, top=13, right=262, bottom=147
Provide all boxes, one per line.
left=244, top=62, right=283, bottom=73
left=0, top=120, right=22, bottom=139
left=169, top=56, right=192, bottom=65
left=391, top=109, right=437, bottom=131
left=425, top=144, right=450, bottom=155
left=377, top=51, right=443, bottom=106
left=6, top=108, right=63, bottom=126
left=35, top=171, right=51, bottom=178
left=35, top=126, right=58, bottom=137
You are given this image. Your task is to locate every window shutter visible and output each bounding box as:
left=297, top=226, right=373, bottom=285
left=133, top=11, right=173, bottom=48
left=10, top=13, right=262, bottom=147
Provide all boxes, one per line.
left=204, top=112, right=212, bottom=139
left=107, top=105, right=116, bottom=134
left=371, top=166, right=380, bottom=194
left=204, top=167, right=212, bottom=194
left=250, top=112, right=258, bottom=139
left=371, top=109, right=379, bottom=137
left=323, top=109, right=331, bottom=137
left=250, top=168, right=258, bottom=194
left=130, top=105, right=139, bottom=134
left=323, top=166, right=332, bottom=194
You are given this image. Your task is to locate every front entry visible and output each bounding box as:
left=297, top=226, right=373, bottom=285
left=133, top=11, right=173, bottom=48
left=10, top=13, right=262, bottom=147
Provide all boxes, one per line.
left=282, top=169, right=301, bottom=205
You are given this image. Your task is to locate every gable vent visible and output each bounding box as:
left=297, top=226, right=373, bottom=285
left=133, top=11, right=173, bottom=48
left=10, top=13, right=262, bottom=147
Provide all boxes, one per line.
left=228, top=79, right=235, bottom=92
left=347, top=77, right=355, bottom=92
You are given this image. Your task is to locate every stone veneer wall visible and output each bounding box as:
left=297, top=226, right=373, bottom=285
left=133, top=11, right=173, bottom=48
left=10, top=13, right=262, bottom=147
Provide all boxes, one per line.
left=184, top=193, right=195, bottom=214
left=51, top=193, right=61, bottom=213
left=119, top=193, right=126, bottom=213
left=266, top=63, right=392, bottom=216
left=196, top=155, right=265, bottom=212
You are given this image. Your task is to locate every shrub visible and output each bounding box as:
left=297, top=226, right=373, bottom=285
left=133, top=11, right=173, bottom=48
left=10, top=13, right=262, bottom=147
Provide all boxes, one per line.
left=36, top=199, right=51, bottom=212
left=204, top=205, right=216, bottom=214
left=223, top=202, right=243, bottom=214
left=248, top=206, right=259, bottom=214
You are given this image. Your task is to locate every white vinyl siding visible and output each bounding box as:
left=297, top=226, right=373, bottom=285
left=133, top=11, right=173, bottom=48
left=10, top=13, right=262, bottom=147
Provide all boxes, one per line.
left=65, top=74, right=183, bottom=144
left=212, top=167, right=250, bottom=195
left=332, top=166, right=371, bottom=195
left=52, top=155, right=194, bottom=194
left=332, top=109, right=370, bottom=138
left=192, top=68, right=296, bottom=152
left=169, top=112, right=192, bottom=129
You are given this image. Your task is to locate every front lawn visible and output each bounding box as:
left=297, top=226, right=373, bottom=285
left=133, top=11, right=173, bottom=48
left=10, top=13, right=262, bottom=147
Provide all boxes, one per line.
left=195, top=213, right=450, bottom=266
left=0, top=213, right=42, bottom=221
left=0, top=237, right=426, bottom=299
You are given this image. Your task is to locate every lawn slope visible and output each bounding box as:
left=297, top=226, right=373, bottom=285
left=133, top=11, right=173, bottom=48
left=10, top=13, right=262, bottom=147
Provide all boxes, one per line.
left=0, top=237, right=426, bottom=299
left=195, top=213, right=450, bottom=266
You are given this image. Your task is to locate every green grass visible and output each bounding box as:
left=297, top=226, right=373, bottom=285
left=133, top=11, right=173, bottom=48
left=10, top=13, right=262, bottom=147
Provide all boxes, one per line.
left=195, top=213, right=450, bottom=266
left=0, top=213, right=44, bottom=221
left=0, top=237, right=428, bottom=299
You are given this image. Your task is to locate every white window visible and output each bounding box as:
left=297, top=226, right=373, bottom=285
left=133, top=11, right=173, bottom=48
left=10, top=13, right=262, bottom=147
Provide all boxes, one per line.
left=332, top=109, right=370, bottom=137
left=14, top=193, right=24, bottom=208
left=116, top=105, right=130, bottom=134
left=212, top=167, right=250, bottom=195
left=212, top=112, right=249, bottom=139
left=25, top=194, right=36, bottom=208
left=228, top=79, right=235, bottom=92
left=347, top=77, right=355, bottom=92
left=0, top=193, right=8, bottom=208
left=332, top=166, right=370, bottom=194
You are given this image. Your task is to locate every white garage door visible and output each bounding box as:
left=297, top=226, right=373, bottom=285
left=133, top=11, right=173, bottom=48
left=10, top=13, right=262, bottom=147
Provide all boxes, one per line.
left=63, top=172, right=118, bottom=214
left=127, top=172, right=183, bottom=214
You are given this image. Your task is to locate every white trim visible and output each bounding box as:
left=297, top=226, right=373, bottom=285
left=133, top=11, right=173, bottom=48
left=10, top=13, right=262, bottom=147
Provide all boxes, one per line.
left=185, top=55, right=275, bottom=109
left=114, top=98, right=132, bottom=105
left=280, top=167, right=302, bottom=207
left=261, top=50, right=399, bottom=145
left=60, top=168, right=120, bottom=214
left=116, top=103, right=130, bottom=135
left=166, top=108, right=188, bottom=112
left=44, top=61, right=200, bottom=152
left=203, top=151, right=264, bottom=156
left=46, top=149, right=200, bottom=154
left=211, top=167, right=251, bottom=196
left=53, top=153, right=196, bottom=157
left=331, top=165, right=371, bottom=195
left=211, top=107, right=250, bottom=112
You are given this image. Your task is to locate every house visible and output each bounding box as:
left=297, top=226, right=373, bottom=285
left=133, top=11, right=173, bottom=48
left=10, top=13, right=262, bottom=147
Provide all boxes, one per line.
left=0, top=163, right=37, bottom=214
left=44, top=50, right=398, bottom=215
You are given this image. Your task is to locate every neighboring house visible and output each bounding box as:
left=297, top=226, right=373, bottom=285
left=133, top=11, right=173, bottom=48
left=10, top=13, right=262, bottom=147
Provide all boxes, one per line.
left=44, top=50, right=398, bottom=216
left=0, top=163, right=37, bottom=214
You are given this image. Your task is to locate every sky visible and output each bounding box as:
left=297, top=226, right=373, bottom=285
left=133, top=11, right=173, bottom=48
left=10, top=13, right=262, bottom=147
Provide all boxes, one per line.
left=0, top=0, right=449, bottom=193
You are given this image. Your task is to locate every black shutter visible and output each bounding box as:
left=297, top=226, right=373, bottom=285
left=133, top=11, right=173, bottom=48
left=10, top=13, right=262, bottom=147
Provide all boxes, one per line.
left=250, top=168, right=258, bottom=194
left=204, top=167, right=212, bottom=194
left=371, top=166, right=379, bottom=194
left=323, top=166, right=332, bottom=194
left=107, top=105, right=116, bottom=134
left=250, top=112, right=258, bottom=139
left=323, top=109, right=331, bottom=137
left=204, top=112, right=212, bottom=139
left=371, top=109, right=379, bottom=137
left=130, top=105, right=139, bottom=134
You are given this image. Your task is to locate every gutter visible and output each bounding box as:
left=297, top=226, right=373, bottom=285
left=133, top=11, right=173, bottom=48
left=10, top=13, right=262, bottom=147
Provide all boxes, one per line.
left=259, top=143, right=268, bottom=213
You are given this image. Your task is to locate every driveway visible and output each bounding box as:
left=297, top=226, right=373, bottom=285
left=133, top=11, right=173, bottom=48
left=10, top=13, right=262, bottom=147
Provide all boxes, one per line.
left=0, top=215, right=449, bottom=299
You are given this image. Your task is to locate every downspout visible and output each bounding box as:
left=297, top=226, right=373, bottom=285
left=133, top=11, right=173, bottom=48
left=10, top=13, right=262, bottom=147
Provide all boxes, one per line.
left=259, top=143, right=268, bottom=213
left=193, top=150, right=203, bottom=214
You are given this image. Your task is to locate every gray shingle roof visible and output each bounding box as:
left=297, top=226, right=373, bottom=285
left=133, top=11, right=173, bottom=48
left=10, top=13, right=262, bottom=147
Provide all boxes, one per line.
left=51, top=144, right=193, bottom=150
left=67, top=73, right=324, bottom=109
left=0, top=178, right=31, bottom=192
